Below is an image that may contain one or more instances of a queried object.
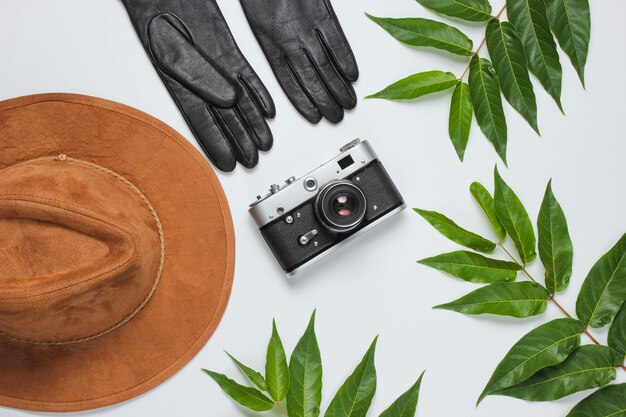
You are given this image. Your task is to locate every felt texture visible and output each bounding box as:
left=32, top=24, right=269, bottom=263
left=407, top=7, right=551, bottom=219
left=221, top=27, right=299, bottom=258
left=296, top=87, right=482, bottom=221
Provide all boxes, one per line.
left=0, top=93, right=235, bottom=412
left=0, top=158, right=163, bottom=342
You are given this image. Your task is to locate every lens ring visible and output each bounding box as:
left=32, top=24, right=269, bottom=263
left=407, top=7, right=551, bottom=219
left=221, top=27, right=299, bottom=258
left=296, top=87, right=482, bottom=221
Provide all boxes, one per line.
left=316, top=180, right=367, bottom=232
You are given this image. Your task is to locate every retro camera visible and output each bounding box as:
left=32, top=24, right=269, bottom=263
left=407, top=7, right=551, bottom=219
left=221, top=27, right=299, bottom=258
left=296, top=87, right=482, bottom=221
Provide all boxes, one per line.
left=249, top=139, right=406, bottom=275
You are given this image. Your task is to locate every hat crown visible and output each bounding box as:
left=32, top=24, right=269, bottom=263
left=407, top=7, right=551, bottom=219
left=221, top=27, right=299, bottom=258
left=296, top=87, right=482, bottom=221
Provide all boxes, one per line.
left=0, top=157, right=163, bottom=344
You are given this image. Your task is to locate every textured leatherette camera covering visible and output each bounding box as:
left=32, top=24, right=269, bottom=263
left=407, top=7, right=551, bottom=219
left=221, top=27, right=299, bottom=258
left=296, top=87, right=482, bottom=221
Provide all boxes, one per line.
left=260, top=160, right=403, bottom=273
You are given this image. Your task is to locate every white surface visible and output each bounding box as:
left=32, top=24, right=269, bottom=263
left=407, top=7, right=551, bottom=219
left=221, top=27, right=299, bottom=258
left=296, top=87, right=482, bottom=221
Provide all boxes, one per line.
left=1, top=1, right=625, bottom=416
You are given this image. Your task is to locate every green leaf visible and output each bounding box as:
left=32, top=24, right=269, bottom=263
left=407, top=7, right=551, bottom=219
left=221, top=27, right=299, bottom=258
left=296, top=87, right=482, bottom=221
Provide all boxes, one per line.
left=414, top=208, right=496, bottom=253
left=415, top=0, right=492, bottom=22
left=609, top=301, right=626, bottom=356
left=496, top=345, right=623, bottom=401
left=494, top=167, right=537, bottom=264
left=470, top=182, right=507, bottom=242
left=419, top=251, right=521, bottom=284
left=576, top=234, right=626, bottom=328
left=204, top=370, right=275, bottom=412
left=478, top=318, right=584, bottom=403
left=545, top=0, right=591, bottom=86
left=486, top=19, right=539, bottom=134
left=507, top=0, right=563, bottom=110
left=379, top=372, right=425, bottom=417
left=287, top=311, right=323, bottom=417
left=538, top=180, right=573, bottom=294
left=567, top=383, right=626, bottom=417
left=226, top=352, right=268, bottom=392
left=366, top=15, right=474, bottom=56
left=325, top=338, right=378, bottom=417
left=469, top=56, right=508, bottom=164
left=266, top=320, right=289, bottom=401
left=367, top=71, right=458, bottom=101
left=449, top=82, right=473, bottom=161
left=434, top=282, right=549, bottom=318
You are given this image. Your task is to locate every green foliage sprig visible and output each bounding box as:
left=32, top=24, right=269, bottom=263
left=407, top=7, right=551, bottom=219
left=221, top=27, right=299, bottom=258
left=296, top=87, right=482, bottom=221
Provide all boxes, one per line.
left=415, top=168, right=626, bottom=416
left=367, top=0, right=591, bottom=164
left=204, top=312, right=425, bottom=417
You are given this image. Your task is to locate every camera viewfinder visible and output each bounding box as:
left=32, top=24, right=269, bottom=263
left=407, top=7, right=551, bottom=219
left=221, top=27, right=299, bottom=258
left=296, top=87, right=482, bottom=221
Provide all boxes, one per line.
left=337, top=155, right=354, bottom=170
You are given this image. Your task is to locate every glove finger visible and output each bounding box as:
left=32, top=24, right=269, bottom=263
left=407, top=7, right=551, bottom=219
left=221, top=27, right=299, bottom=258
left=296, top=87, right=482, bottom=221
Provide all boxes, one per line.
left=237, top=81, right=274, bottom=152
left=148, top=13, right=237, bottom=107
left=212, top=106, right=260, bottom=169
left=172, top=86, right=237, bottom=172
left=238, top=70, right=276, bottom=120
left=287, top=53, right=344, bottom=124
left=308, top=41, right=357, bottom=110
left=268, top=56, right=322, bottom=124
left=316, top=23, right=359, bottom=82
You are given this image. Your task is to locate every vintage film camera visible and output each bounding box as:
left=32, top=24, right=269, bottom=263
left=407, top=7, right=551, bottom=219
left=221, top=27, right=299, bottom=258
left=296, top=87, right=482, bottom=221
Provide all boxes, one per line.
left=249, top=139, right=406, bottom=275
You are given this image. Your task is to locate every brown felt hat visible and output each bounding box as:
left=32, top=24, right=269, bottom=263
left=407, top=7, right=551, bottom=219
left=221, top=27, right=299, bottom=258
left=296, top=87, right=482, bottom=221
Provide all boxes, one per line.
left=0, top=93, right=235, bottom=412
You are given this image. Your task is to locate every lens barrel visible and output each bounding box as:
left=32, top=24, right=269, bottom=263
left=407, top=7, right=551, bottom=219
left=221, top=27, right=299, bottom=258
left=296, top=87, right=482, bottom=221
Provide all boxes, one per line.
left=316, top=180, right=367, bottom=232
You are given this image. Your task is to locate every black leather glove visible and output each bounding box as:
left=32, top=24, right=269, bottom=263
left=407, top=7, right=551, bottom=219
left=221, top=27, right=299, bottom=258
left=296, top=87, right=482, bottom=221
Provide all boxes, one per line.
left=239, top=0, right=359, bottom=124
left=123, top=0, right=275, bottom=172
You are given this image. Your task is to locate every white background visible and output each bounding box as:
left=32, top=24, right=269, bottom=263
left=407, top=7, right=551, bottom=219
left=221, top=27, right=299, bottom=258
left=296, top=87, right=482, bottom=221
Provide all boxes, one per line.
left=1, top=1, right=625, bottom=416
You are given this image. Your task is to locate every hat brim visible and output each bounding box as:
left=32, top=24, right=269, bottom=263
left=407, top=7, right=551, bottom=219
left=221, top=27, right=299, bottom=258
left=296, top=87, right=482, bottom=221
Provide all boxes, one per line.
left=0, top=94, right=235, bottom=411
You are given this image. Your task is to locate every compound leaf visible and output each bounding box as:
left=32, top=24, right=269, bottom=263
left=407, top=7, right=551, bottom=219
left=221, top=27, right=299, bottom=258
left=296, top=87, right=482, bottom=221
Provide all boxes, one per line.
left=486, top=19, right=539, bottom=134
left=545, top=0, right=591, bottom=86
left=567, top=383, right=626, bottom=417
left=266, top=320, right=289, bottom=401
left=419, top=251, right=521, bottom=284
left=366, top=15, right=474, bottom=56
left=414, top=208, right=496, bottom=253
left=449, top=82, right=473, bottom=161
left=434, top=281, right=549, bottom=318
left=538, top=180, right=573, bottom=294
left=478, top=318, right=584, bottom=403
left=470, top=182, right=507, bottom=242
left=287, top=311, right=323, bottom=417
left=609, top=301, right=626, bottom=356
left=494, top=167, right=537, bottom=264
left=507, top=0, right=563, bottom=110
left=227, top=352, right=268, bottom=392
left=367, top=71, right=457, bottom=101
left=496, top=345, right=623, bottom=401
left=204, top=370, right=275, bottom=412
left=379, top=372, right=425, bottom=417
left=469, top=56, right=508, bottom=164
left=325, top=338, right=378, bottom=417
left=415, top=0, right=492, bottom=22
left=576, top=234, right=626, bottom=328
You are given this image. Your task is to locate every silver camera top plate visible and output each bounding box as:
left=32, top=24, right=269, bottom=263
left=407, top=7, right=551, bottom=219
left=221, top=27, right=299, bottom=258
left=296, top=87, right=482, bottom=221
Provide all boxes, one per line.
left=249, top=139, right=378, bottom=228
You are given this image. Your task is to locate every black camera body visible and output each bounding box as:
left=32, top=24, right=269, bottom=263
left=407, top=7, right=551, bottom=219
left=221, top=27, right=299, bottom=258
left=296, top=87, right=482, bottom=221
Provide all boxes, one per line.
left=249, top=139, right=405, bottom=275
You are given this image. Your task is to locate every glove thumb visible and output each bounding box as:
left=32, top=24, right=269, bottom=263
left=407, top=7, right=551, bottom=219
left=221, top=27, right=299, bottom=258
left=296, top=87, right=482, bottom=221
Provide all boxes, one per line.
left=148, top=13, right=237, bottom=107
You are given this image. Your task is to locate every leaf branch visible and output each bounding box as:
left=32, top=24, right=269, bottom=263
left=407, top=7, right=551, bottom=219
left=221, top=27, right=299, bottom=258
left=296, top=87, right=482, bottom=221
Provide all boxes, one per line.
left=459, top=3, right=508, bottom=81
left=497, top=243, right=626, bottom=372
left=275, top=402, right=288, bottom=416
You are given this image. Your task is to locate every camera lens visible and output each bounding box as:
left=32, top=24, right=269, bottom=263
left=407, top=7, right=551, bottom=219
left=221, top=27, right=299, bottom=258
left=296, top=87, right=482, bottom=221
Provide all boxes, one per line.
left=332, top=195, right=355, bottom=217
left=316, top=181, right=367, bottom=232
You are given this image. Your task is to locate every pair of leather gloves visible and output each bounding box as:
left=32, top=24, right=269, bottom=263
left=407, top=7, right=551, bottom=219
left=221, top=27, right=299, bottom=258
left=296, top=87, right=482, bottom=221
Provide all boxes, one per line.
left=123, top=0, right=359, bottom=172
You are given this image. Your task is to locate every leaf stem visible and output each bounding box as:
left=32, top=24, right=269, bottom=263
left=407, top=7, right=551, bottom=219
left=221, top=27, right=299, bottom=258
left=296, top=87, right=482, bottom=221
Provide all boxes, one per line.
left=275, top=402, right=288, bottom=416
left=499, top=244, right=536, bottom=282
left=459, top=3, right=508, bottom=81
left=496, top=243, right=626, bottom=372
left=495, top=3, right=508, bottom=19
